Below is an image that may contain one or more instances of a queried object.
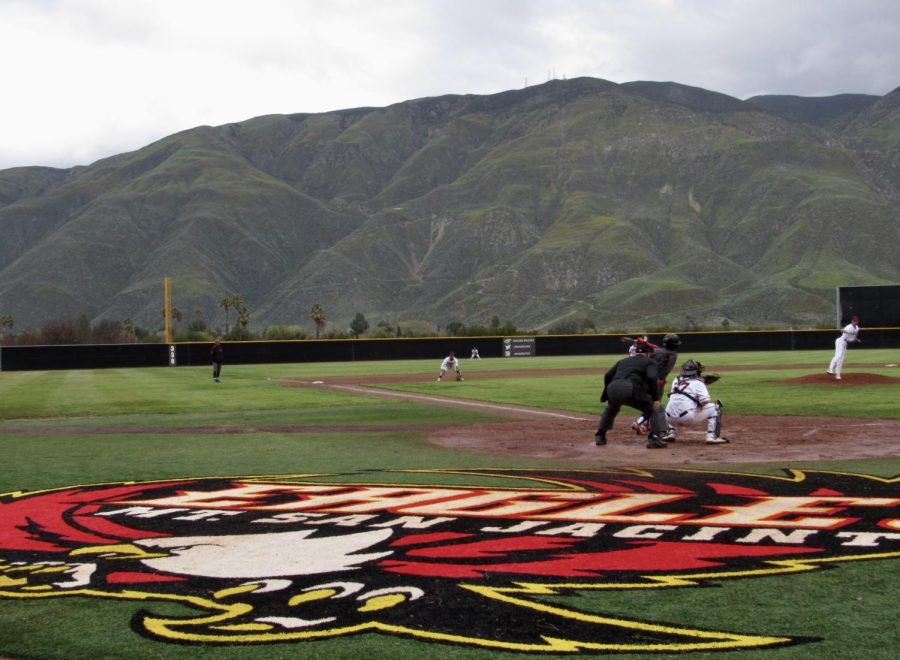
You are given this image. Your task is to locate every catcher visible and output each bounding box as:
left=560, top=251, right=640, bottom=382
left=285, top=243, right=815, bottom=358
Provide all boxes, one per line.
left=437, top=351, right=464, bottom=381
left=662, top=360, right=726, bottom=444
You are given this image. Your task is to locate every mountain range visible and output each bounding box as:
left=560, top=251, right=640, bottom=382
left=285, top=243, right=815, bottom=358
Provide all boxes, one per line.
left=1, top=76, right=897, bottom=334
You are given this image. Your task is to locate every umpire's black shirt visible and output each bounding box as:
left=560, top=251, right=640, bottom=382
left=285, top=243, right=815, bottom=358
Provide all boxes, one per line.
left=603, top=355, right=661, bottom=401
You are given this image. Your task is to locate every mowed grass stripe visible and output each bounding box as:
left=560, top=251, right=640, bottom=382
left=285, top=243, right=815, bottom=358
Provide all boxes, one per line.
left=0, top=370, right=61, bottom=418
left=0, top=367, right=347, bottom=419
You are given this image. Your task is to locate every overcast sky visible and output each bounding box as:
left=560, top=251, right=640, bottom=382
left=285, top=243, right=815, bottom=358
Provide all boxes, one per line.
left=1, top=0, right=897, bottom=170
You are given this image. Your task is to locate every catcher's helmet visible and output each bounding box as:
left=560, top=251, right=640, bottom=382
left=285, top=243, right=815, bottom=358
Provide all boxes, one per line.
left=663, top=333, right=681, bottom=349
left=681, top=359, right=703, bottom=377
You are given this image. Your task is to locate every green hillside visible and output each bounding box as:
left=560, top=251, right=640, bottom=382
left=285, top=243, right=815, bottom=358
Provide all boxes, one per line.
left=0, top=77, right=897, bottom=333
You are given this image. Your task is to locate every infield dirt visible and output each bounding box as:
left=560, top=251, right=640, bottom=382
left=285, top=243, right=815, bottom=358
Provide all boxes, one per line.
left=285, top=369, right=900, bottom=467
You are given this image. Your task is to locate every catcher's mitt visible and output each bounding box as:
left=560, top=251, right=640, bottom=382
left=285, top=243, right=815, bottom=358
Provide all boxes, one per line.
left=703, top=373, right=721, bottom=385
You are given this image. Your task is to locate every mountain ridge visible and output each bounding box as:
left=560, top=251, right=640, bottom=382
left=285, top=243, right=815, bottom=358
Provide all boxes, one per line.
left=1, top=77, right=897, bottom=334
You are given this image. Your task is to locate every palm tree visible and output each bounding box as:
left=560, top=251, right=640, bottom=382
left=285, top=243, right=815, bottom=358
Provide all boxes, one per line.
left=231, top=295, right=249, bottom=329
left=220, top=297, right=233, bottom=334
left=122, top=317, right=136, bottom=341
left=310, top=303, right=326, bottom=339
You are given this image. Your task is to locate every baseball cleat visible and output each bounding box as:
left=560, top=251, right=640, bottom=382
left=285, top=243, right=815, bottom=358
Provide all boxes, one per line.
left=646, top=435, right=667, bottom=449
left=705, top=435, right=728, bottom=444
left=594, top=431, right=607, bottom=446
left=826, top=370, right=834, bottom=375
left=630, top=421, right=642, bottom=434
left=661, top=429, right=677, bottom=442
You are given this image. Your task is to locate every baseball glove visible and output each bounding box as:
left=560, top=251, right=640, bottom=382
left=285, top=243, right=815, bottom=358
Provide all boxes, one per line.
left=703, top=373, right=721, bottom=385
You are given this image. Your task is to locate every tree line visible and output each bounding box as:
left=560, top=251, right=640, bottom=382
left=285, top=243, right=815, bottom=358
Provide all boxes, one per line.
left=0, top=301, right=797, bottom=346
left=0, top=300, right=562, bottom=346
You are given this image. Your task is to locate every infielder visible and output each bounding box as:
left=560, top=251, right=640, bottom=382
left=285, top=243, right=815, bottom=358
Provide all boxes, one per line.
left=663, top=360, right=726, bottom=444
left=437, top=351, right=463, bottom=381
left=827, top=316, right=860, bottom=380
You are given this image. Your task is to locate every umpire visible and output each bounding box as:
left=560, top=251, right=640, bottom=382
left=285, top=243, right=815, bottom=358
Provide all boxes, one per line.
left=595, top=342, right=668, bottom=449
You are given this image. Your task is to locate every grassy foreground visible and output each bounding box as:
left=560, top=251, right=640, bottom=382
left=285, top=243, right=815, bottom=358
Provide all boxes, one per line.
left=0, top=350, right=898, bottom=659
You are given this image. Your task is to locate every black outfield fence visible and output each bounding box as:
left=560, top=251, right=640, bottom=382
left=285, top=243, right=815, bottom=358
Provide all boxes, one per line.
left=0, top=342, right=175, bottom=371
left=1, top=328, right=898, bottom=371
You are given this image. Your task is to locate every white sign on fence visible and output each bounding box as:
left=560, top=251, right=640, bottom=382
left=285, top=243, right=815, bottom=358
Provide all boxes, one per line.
left=503, top=337, right=535, bottom=357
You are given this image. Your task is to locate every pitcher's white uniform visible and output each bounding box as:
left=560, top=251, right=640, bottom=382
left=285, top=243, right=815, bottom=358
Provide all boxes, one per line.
left=827, top=318, right=859, bottom=380
left=665, top=376, right=721, bottom=443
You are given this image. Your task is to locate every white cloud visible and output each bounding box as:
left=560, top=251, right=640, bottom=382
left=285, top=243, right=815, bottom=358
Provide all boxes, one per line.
left=0, top=0, right=897, bottom=169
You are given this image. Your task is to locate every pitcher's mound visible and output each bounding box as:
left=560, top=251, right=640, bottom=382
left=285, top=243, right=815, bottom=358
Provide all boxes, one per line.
left=784, top=373, right=900, bottom=385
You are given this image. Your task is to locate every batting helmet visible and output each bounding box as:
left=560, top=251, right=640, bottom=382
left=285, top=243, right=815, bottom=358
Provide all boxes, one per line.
left=680, top=359, right=703, bottom=377
left=663, top=333, right=681, bottom=349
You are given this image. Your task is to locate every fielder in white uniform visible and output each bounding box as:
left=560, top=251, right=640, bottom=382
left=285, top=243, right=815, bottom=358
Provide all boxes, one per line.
left=827, top=316, right=860, bottom=380
left=663, top=360, right=725, bottom=444
left=437, top=352, right=463, bottom=381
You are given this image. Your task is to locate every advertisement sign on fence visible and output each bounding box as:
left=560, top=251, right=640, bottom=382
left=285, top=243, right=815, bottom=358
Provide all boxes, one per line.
left=503, top=337, right=536, bottom=357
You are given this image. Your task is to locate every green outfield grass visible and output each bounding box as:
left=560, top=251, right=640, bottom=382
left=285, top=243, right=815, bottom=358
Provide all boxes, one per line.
left=0, top=350, right=898, bottom=659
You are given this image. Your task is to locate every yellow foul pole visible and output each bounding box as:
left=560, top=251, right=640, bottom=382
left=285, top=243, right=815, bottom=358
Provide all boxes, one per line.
left=164, top=277, right=173, bottom=344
